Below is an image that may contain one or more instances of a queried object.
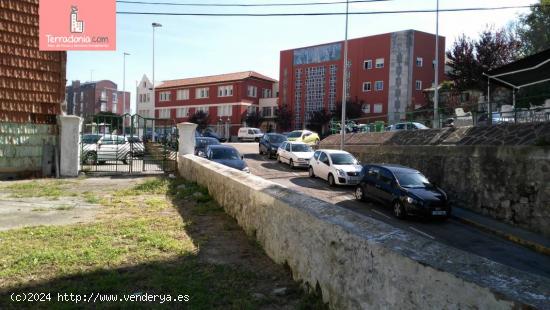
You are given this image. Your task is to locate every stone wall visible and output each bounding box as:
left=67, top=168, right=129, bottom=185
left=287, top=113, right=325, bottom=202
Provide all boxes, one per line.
left=320, top=123, right=550, bottom=237
left=178, top=154, right=549, bottom=309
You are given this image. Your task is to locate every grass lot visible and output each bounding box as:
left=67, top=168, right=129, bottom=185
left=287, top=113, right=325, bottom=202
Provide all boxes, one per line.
left=0, top=177, right=325, bottom=309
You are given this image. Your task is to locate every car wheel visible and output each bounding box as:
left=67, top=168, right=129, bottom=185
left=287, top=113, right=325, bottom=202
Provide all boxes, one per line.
left=308, top=166, right=315, bottom=178
left=315, top=139, right=320, bottom=146
left=259, top=147, right=263, bottom=155
left=84, top=152, right=97, bottom=165
left=255, top=138, right=260, bottom=142
left=122, top=153, right=130, bottom=164
left=289, top=159, right=295, bottom=169
left=393, top=201, right=407, bottom=219
left=328, top=174, right=336, bottom=187
left=355, top=185, right=366, bottom=201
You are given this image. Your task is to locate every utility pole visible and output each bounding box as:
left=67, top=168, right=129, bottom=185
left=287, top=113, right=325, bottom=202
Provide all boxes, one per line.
left=433, top=0, right=440, bottom=128
left=152, top=22, right=162, bottom=142
left=340, top=0, right=349, bottom=150
left=123, top=52, right=130, bottom=116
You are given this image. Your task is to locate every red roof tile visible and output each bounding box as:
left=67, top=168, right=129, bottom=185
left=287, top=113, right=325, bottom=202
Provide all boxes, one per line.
left=157, top=71, right=277, bottom=89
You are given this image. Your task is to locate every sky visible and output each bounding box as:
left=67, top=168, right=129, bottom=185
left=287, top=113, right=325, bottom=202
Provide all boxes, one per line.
left=66, top=0, right=538, bottom=113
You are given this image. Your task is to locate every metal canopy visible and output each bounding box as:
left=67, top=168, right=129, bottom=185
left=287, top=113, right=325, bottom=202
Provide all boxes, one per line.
left=484, top=48, right=550, bottom=90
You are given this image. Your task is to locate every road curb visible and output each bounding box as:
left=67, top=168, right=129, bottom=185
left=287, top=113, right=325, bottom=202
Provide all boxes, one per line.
left=451, top=214, right=550, bottom=256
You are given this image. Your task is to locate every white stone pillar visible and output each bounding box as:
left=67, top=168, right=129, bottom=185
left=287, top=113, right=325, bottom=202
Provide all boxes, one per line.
left=57, top=115, right=82, bottom=177
left=177, top=122, right=197, bottom=156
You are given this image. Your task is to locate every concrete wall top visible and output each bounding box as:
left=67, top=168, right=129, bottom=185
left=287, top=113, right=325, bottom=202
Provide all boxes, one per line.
left=179, top=154, right=550, bottom=309
left=320, top=122, right=550, bottom=147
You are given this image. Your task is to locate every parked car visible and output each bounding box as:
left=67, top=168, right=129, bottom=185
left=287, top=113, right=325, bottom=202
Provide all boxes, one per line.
left=308, top=150, right=362, bottom=186
left=82, top=134, right=102, bottom=144
left=386, top=122, right=429, bottom=131
left=127, top=135, right=145, bottom=157
left=276, top=141, right=314, bottom=169
left=354, top=164, right=450, bottom=219
left=195, top=137, right=221, bottom=157
left=82, top=135, right=131, bottom=165
left=259, top=133, right=287, bottom=158
left=286, top=130, right=320, bottom=145
left=206, top=145, right=250, bottom=173
left=200, top=128, right=226, bottom=142
left=238, top=127, right=264, bottom=142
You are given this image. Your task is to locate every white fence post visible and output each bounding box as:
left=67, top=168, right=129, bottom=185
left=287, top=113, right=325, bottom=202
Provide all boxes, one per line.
left=57, top=115, right=82, bottom=177
left=177, top=122, right=197, bottom=156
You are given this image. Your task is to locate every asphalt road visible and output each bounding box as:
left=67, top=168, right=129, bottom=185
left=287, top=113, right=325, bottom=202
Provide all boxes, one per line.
left=229, top=142, right=550, bottom=279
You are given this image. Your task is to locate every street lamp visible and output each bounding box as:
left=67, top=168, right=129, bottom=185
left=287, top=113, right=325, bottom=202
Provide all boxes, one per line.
left=340, top=0, right=349, bottom=150
left=123, top=52, right=130, bottom=115
left=152, top=22, right=162, bottom=142
left=433, top=0, right=440, bottom=128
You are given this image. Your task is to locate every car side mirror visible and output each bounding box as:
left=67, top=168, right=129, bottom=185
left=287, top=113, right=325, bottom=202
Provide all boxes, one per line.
left=241, top=156, right=244, bottom=160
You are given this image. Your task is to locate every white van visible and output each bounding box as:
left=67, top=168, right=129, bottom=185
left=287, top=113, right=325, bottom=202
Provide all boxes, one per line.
left=238, top=127, right=264, bottom=142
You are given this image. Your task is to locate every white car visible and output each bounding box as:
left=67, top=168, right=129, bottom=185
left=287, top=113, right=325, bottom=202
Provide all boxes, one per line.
left=308, top=149, right=362, bottom=186
left=82, top=135, right=131, bottom=165
left=276, top=141, right=314, bottom=169
left=237, top=127, right=264, bottom=142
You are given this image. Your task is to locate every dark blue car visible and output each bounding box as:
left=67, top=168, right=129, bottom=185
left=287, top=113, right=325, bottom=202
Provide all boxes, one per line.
left=206, top=145, right=249, bottom=173
left=195, top=137, right=220, bottom=157
left=355, top=164, right=450, bottom=219
left=259, top=133, right=287, bottom=158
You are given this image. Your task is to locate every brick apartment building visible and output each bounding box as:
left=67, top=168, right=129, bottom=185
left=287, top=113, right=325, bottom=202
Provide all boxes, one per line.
left=0, top=0, right=66, bottom=177
left=65, top=80, right=131, bottom=118
left=155, top=71, right=277, bottom=135
left=279, top=29, right=446, bottom=129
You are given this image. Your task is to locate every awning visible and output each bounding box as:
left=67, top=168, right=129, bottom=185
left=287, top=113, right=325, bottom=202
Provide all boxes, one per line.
left=484, top=48, right=550, bottom=89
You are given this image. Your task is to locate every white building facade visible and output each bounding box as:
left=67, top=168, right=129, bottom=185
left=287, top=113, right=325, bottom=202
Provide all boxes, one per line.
left=136, top=75, right=154, bottom=118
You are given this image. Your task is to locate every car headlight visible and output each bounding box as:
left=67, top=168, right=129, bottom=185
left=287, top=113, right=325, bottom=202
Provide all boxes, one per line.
left=406, top=196, right=416, bottom=204
left=197, top=151, right=206, bottom=157
left=242, top=167, right=250, bottom=173
left=337, top=169, right=346, bottom=176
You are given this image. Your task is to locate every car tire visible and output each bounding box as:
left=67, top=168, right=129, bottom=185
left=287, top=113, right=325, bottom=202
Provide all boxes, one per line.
left=315, top=139, right=320, bottom=146
left=328, top=174, right=336, bottom=187
left=393, top=201, right=407, bottom=219
left=289, top=159, right=295, bottom=169
left=308, top=166, right=315, bottom=178
left=255, top=138, right=260, bottom=142
left=259, top=147, right=263, bottom=155
left=355, top=185, right=366, bottom=201
left=122, top=153, right=130, bottom=165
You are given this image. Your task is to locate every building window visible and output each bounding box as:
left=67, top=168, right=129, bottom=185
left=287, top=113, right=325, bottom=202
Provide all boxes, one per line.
left=373, top=103, right=383, bottom=113
left=364, top=60, right=372, bottom=70
left=375, top=58, right=384, bottom=68
left=262, top=88, right=272, bottom=98
left=247, top=105, right=257, bottom=114
left=195, top=106, right=209, bottom=114
left=196, top=88, right=209, bottom=99
left=375, top=81, right=384, bottom=91
left=159, top=91, right=171, bottom=101
left=146, top=93, right=150, bottom=102
left=217, top=105, right=232, bottom=117
left=159, top=109, right=171, bottom=119
left=112, top=103, right=117, bottom=114
left=262, top=107, right=272, bottom=117
left=177, top=89, right=190, bottom=100
left=416, top=80, right=422, bottom=90
left=112, top=92, right=118, bottom=103
left=217, top=85, right=233, bottom=97
left=176, top=107, right=189, bottom=118
left=100, top=90, right=107, bottom=101
left=100, top=102, right=106, bottom=112
left=416, top=57, right=423, bottom=67
left=247, top=86, right=257, bottom=97
left=362, top=82, right=371, bottom=92
left=361, top=103, right=371, bottom=114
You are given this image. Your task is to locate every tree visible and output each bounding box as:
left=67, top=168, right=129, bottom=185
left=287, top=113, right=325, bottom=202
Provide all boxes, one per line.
left=335, top=97, right=364, bottom=121
left=446, top=35, right=478, bottom=91
left=189, top=110, right=210, bottom=131
left=275, top=105, right=292, bottom=132
left=516, top=0, right=550, bottom=55
left=243, top=111, right=264, bottom=128
left=307, top=108, right=333, bottom=135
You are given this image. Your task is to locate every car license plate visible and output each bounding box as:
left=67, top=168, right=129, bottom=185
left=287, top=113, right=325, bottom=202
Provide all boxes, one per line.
left=432, top=210, right=447, bottom=216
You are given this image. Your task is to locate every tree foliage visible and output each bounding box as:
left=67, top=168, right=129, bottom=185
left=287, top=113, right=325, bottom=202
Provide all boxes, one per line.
left=275, top=105, right=292, bottom=131
left=446, top=27, right=521, bottom=92
left=516, top=0, right=550, bottom=55
left=307, top=108, right=333, bottom=134
left=243, top=111, right=264, bottom=128
left=189, top=110, right=210, bottom=131
left=335, top=97, right=364, bottom=121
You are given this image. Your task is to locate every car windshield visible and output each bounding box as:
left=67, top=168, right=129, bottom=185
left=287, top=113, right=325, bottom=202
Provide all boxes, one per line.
left=330, top=153, right=357, bottom=165
left=82, top=135, right=101, bottom=144
left=268, top=135, right=286, bottom=143
left=253, top=129, right=262, bottom=134
left=211, top=148, right=240, bottom=160
left=395, top=172, right=431, bottom=188
left=414, top=123, right=429, bottom=129
left=291, top=144, right=312, bottom=152
left=127, top=136, right=142, bottom=143
left=287, top=131, right=302, bottom=138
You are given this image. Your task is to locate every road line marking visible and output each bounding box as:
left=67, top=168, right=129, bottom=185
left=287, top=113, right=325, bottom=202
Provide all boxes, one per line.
left=409, top=227, right=436, bottom=240
left=371, top=209, right=391, bottom=219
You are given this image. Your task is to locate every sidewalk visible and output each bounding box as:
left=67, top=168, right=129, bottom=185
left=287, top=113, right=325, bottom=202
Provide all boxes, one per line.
left=452, top=207, right=550, bottom=256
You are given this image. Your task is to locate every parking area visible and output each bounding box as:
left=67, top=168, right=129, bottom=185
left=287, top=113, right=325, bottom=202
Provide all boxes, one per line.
left=228, top=142, right=550, bottom=279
